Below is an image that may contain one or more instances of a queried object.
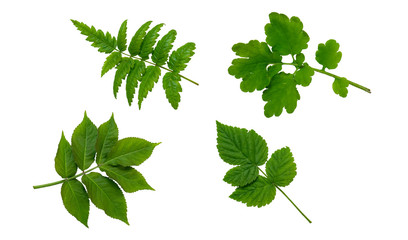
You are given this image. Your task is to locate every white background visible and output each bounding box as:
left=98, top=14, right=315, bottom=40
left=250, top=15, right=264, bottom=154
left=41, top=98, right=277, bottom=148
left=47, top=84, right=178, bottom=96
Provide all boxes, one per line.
left=1, top=0, right=407, bottom=239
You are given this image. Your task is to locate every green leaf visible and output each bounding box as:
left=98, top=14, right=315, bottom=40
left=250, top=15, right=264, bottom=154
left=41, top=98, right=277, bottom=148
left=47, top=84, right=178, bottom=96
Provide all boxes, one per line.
left=71, top=112, right=98, bottom=171
left=113, top=58, right=133, bottom=98
left=228, top=40, right=282, bottom=92
left=216, top=121, right=268, bottom=166
left=61, top=179, right=90, bottom=227
left=100, top=165, right=154, bottom=193
left=152, top=30, right=177, bottom=65
left=71, top=20, right=116, bottom=53
left=168, top=42, right=196, bottom=73
left=139, top=23, right=164, bottom=60
left=265, top=147, right=297, bottom=187
left=265, top=12, right=309, bottom=56
left=230, top=176, right=276, bottom=207
left=332, top=77, right=349, bottom=97
left=138, top=66, right=161, bottom=109
left=82, top=172, right=128, bottom=224
left=294, top=63, right=314, bottom=87
left=55, top=131, right=77, bottom=178
left=103, top=137, right=160, bottom=166
left=101, top=51, right=122, bottom=77
left=96, top=114, right=118, bottom=164
left=223, top=164, right=259, bottom=187
left=117, top=20, right=128, bottom=52
left=162, top=72, right=182, bottom=109
left=295, top=53, right=305, bottom=65
left=126, top=60, right=146, bottom=106
left=262, top=72, right=300, bottom=117
left=128, top=21, right=152, bottom=56
left=315, top=39, right=342, bottom=70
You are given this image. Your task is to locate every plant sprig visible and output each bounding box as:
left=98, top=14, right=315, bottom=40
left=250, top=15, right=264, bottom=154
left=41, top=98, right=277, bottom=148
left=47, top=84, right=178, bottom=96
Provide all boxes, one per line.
left=72, top=19, right=197, bottom=110
left=33, top=112, right=160, bottom=227
left=216, top=121, right=311, bottom=223
left=229, top=12, right=371, bottom=117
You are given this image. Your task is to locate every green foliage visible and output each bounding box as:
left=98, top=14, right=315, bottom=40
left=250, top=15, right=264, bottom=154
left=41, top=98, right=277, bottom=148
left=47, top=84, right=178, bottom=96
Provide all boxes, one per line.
left=33, top=112, right=159, bottom=227
left=216, top=121, right=311, bottom=222
left=72, top=19, right=197, bottom=110
left=229, top=12, right=371, bottom=118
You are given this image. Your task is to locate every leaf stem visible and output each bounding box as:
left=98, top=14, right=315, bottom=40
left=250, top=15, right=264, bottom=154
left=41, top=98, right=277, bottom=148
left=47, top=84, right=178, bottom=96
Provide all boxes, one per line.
left=32, top=165, right=99, bottom=189
left=119, top=51, right=199, bottom=86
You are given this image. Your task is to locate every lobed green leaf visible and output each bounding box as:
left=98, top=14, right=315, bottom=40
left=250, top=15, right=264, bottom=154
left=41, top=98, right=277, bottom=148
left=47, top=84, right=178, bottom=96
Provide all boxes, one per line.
left=294, top=63, right=314, bottom=87
left=265, top=147, right=297, bottom=187
left=126, top=60, right=146, bottom=106
left=55, top=131, right=77, bottom=178
left=100, top=165, right=154, bottom=193
left=71, top=20, right=117, bottom=53
left=61, top=179, right=90, bottom=227
left=128, top=21, right=152, bottom=56
left=229, top=176, right=276, bottom=207
left=138, top=66, right=161, bottom=109
left=101, top=51, right=122, bottom=77
left=332, top=77, right=349, bottom=97
left=315, top=39, right=342, bottom=70
left=168, top=42, right=196, bottom=73
left=223, top=164, right=259, bottom=187
left=113, top=58, right=133, bottom=98
left=139, top=23, right=164, bottom=60
left=152, top=30, right=177, bottom=66
left=96, top=114, right=118, bottom=164
left=162, top=72, right=182, bottom=109
left=117, top=20, right=128, bottom=52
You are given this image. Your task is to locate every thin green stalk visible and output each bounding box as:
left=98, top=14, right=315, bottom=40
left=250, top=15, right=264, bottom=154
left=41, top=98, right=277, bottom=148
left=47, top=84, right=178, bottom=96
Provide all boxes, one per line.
left=33, top=165, right=99, bottom=189
left=119, top=51, right=199, bottom=86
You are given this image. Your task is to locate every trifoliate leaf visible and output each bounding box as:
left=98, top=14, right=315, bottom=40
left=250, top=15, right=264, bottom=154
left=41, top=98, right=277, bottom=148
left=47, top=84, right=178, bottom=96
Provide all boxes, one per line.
left=266, top=147, right=297, bottom=187
left=100, top=165, right=154, bottom=193
left=262, top=72, right=300, bottom=117
left=126, top=60, right=146, bottom=106
left=55, top=131, right=77, bottom=178
left=216, top=121, right=268, bottom=166
left=101, top=52, right=122, bottom=77
left=82, top=172, right=128, bottom=224
left=168, top=42, right=196, bottom=73
left=96, top=114, right=118, bottom=164
left=103, top=137, right=160, bottom=166
left=294, top=63, right=314, bottom=87
left=71, top=20, right=116, bottom=53
left=229, top=176, right=276, bottom=207
left=71, top=112, right=98, bottom=171
left=223, top=164, right=259, bottom=187
left=332, top=77, right=349, bottom=97
left=117, top=20, right=128, bottom=52
left=315, top=39, right=342, bottom=70
left=128, top=21, right=152, bottom=56
left=265, top=12, right=309, bottom=56
left=139, top=23, right=164, bottom=60
left=138, top=66, right=161, bottom=109
left=113, top=58, right=133, bottom=98
left=152, top=30, right=177, bottom=66
left=61, top=179, right=90, bottom=227
left=228, top=40, right=282, bottom=92
left=162, top=72, right=182, bottom=109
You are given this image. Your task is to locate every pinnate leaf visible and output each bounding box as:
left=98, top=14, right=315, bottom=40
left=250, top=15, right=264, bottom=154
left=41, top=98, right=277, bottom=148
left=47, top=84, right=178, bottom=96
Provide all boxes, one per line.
left=332, top=77, right=349, bottom=97
left=71, top=112, right=98, bottom=170
left=82, top=172, right=128, bottom=224
left=228, top=40, right=282, bottom=92
left=100, top=165, right=154, bottom=193
left=55, top=131, right=77, bottom=178
left=139, top=23, right=164, bottom=60
left=71, top=20, right=116, bottom=53
left=152, top=29, right=177, bottom=65
left=104, top=137, right=160, bottom=166
left=101, top=51, right=122, bottom=77
left=265, top=12, right=309, bottom=56
left=61, top=179, right=90, bottom=227
left=266, top=147, right=297, bottom=187
left=229, top=176, right=276, bottom=207
left=128, top=21, right=152, bottom=56
left=126, top=60, right=146, bottom=106
left=223, top=164, right=259, bottom=187
left=168, top=42, right=196, bottom=73
left=315, top=39, right=342, bottom=70
left=294, top=63, right=314, bottom=87
left=138, top=66, right=161, bottom=109
left=117, top=20, right=128, bottom=52
left=162, top=72, right=182, bottom=109
left=96, top=114, right=118, bottom=164
left=113, top=58, right=133, bottom=98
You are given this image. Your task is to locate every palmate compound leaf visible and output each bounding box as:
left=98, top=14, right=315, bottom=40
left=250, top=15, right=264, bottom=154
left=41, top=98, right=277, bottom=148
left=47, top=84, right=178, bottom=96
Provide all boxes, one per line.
left=100, top=165, right=154, bottom=193
left=61, top=179, right=90, bottom=227
left=128, top=21, right=152, bottom=56
left=113, top=58, right=133, bottom=98
left=168, top=42, right=196, bottom=73
left=139, top=23, right=165, bottom=60
left=266, top=147, right=297, bottom=187
left=162, top=72, right=182, bottom=109
left=126, top=60, right=146, bottom=106
left=333, top=77, right=349, bottom=97
left=262, top=72, right=300, bottom=117
left=71, top=112, right=98, bottom=171
left=71, top=20, right=117, bottom=53
left=117, top=20, right=128, bottom=52
left=96, top=114, right=118, bottom=164
left=82, top=172, right=128, bottom=224
left=138, top=66, right=161, bottom=109
left=101, top=51, right=122, bottom=77
left=55, top=131, right=77, bottom=178
left=265, top=12, right=310, bottom=56
left=315, top=39, right=342, bottom=70
left=228, top=40, right=282, bottom=92
left=229, top=176, right=276, bottom=207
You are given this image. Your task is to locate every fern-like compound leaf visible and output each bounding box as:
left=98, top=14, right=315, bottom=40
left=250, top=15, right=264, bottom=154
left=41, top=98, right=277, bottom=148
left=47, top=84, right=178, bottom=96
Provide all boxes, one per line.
left=71, top=20, right=117, bottom=53
left=55, top=131, right=77, bottom=178
left=100, top=165, right=154, bottom=193
left=82, top=172, right=128, bottom=224
left=128, top=21, right=152, bottom=56
left=139, top=23, right=164, bottom=60
left=101, top=51, right=122, bottom=77
left=315, top=39, right=342, bottom=70
left=138, top=66, right=161, bottom=109
left=61, top=179, right=90, bottom=227
left=152, top=29, right=177, bottom=65
left=230, top=176, right=276, bottom=207
left=96, top=114, right=118, bottom=164
left=117, top=20, right=128, bottom=52
left=162, top=72, right=182, bottom=109
left=71, top=112, right=98, bottom=171
left=168, top=42, right=196, bottom=73
left=333, top=77, right=349, bottom=97
left=126, top=60, right=146, bottom=106
left=265, top=147, right=297, bottom=187
left=113, top=58, right=133, bottom=98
